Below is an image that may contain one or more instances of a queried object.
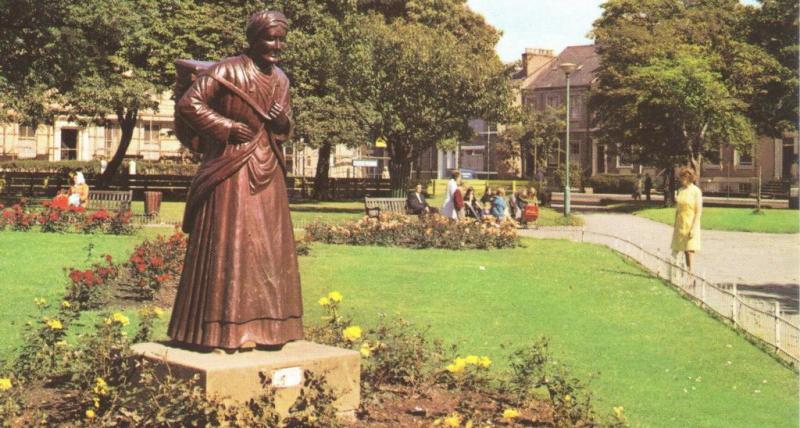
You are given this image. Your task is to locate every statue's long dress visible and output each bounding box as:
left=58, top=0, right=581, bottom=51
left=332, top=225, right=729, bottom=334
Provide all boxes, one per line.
left=168, top=55, right=303, bottom=349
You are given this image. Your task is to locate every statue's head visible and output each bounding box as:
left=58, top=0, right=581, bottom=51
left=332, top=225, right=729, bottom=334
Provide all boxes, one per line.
left=246, top=10, right=289, bottom=69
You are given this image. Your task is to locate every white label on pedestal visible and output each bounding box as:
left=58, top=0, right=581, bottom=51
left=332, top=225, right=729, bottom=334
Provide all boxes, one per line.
left=271, top=367, right=303, bottom=388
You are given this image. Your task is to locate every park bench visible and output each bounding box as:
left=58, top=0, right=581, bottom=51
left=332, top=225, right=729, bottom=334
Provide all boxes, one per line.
left=364, top=197, right=408, bottom=218
left=87, top=190, right=133, bottom=214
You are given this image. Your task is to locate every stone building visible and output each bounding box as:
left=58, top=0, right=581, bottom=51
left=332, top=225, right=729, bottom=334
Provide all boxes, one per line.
left=521, top=44, right=798, bottom=193
left=0, top=93, right=183, bottom=162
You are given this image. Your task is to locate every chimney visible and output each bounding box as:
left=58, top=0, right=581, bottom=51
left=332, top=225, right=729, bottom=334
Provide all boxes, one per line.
left=522, top=48, right=555, bottom=77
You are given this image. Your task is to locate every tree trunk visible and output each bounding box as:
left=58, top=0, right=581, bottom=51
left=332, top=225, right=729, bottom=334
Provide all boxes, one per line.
left=388, top=157, right=412, bottom=197
left=99, top=109, right=137, bottom=187
left=663, top=164, right=676, bottom=207
left=313, top=141, right=332, bottom=200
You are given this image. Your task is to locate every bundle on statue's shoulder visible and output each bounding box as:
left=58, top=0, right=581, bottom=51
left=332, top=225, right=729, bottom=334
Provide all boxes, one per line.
left=174, top=59, right=218, bottom=154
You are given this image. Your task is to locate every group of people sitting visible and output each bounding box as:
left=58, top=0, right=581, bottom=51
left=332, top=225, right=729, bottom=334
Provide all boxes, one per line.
left=405, top=171, right=539, bottom=225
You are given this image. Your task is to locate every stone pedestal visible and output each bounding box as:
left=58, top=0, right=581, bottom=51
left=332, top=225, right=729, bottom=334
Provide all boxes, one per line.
left=131, top=341, right=360, bottom=418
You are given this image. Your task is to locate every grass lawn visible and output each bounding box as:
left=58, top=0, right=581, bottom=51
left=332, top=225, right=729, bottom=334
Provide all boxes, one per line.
left=298, top=241, right=796, bottom=428
left=634, top=206, right=800, bottom=234
left=1, top=231, right=795, bottom=427
left=132, top=198, right=580, bottom=228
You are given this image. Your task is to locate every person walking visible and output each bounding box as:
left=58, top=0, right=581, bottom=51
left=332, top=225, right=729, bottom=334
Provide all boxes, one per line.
left=633, top=175, right=643, bottom=201
left=441, top=171, right=461, bottom=220
left=671, top=167, right=703, bottom=271
left=644, top=173, right=653, bottom=201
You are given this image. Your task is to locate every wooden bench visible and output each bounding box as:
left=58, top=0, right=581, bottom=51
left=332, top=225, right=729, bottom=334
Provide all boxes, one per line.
left=87, top=190, right=133, bottom=214
left=364, top=197, right=408, bottom=218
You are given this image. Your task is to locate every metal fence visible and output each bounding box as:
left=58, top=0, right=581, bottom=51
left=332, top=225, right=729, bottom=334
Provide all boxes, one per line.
left=530, top=227, right=799, bottom=364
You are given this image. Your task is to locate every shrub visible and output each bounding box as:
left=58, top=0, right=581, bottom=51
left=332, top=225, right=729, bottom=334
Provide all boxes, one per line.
left=305, top=212, right=520, bottom=250
left=0, top=159, right=199, bottom=176
left=586, top=174, right=638, bottom=194
left=82, top=209, right=113, bottom=234
left=125, top=231, right=187, bottom=300
left=64, top=255, right=119, bottom=310
left=2, top=202, right=36, bottom=231
left=108, top=210, right=135, bottom=235
left=39, top=201, right=85, bottom=233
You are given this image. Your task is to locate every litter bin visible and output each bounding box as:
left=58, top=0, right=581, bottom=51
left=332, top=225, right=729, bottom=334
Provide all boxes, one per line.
left=143, top=191, right=162, bottom=216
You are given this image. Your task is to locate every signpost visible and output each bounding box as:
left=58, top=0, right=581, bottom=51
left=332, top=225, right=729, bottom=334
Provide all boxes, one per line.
left=352, top=159, right=379, bottom=168
left=375, top=137, right=387, bottom=148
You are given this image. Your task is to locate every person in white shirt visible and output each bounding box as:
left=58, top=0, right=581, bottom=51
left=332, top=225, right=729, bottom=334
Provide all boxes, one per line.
left=441, top=171, right=461, bottom=220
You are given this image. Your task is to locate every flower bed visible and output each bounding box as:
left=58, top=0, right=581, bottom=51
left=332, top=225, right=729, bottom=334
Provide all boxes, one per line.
left=1, top=288, right=628, bottom=427
left=0, top=198, right=135, bottom=235
left=305, top=212, right=520, bottom=250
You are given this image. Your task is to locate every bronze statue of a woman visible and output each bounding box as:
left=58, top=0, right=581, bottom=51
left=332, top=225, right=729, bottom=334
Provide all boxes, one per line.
left=168, top=10, right=303, bottom=351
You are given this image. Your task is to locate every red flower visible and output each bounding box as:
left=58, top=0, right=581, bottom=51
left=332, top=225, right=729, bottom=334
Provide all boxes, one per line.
left=3, top=211, right=13, bottom=219
left=155, top=274, right=170, bottom=283
left=48, top=212, right=59, bottom=221
left=149, top=257, right=164, bottom=267
left=136, top=263, right=146, bottom=272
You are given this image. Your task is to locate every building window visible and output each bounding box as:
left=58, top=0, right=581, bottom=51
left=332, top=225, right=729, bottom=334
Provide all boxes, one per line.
left=734, top=147, right=753, bottom=167
left=143, top=124, right=160, bottom=144
left=546, top=94, right=561, bottom=108
left=17, top=125, right=36, bottom=159
left=19, top=125, right=36, bottom=140
left=570, top=95, right=583, bottom=120
left=104, top=125, right=120, bottom=158
left=616, top=144, right=633, bottom=168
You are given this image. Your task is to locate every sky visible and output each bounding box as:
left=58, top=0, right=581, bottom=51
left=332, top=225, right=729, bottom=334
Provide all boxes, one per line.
left=467, top=0, right=762, bottom=63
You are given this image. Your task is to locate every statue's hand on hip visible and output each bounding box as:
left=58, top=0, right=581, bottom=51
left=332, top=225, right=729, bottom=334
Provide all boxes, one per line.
left=230, top=122, right=255, bottom=145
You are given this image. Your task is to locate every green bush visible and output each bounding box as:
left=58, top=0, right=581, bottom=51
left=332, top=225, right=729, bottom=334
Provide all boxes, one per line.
left=0, top=159, right=199, bottom=176
left=586, top=174, right=638, bottom=194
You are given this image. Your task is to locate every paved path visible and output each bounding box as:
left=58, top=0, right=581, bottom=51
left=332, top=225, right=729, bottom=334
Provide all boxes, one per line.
left=521, top=213, right=799, bottom=297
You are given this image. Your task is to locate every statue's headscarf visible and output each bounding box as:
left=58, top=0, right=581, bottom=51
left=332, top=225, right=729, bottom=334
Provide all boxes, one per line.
left=246, top=10, right=289, bottom=44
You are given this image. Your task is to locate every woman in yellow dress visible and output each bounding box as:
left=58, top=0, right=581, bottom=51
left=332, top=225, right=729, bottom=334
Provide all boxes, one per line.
left=671, top=167, right=703, bottom=270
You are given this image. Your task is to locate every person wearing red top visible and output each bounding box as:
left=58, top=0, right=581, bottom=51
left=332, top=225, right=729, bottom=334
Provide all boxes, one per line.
left=453, top=186, right=465, bottom=220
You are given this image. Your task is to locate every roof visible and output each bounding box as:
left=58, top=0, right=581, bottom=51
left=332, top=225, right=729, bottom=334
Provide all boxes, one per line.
left=524, top=45, right=600, bottom=90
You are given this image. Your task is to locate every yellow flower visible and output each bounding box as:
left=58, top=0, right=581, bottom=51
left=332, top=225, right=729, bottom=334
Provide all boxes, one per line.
left=56, top=341, right=68, bottom=347
left=564, top=394, right=572, bottom=403
left=446, top=357, right=467, bottom=374
left=111, top=312, right=130, bottom=326
left=342, top=325, right=362, bottom=342
left=465, top=355, right=479, bottom=365
left=318, top=297, right=331, bottom=307
left=613, top=406, right=625, bottom=418
left=33, top=298, right=46, bottom=307
left=93, top=377, right=109, bottom=395
left=0, top=378, right=12, bottom=391
left=443, top=413, right=462, bottom=427
left=360, top=342, right=372, bottom=358
left=153, top=307, right=164, bottom=317
left=478, top=356, right=492, bottom=368
left=502, top=408, right=520, bottom=420
left=327, top=291, right=343, bottom=302
left=85, top=409, right=96, bottom=419
left=46, top=319, right=63, bottom=330
left=61, top=301, right=71, bottom=309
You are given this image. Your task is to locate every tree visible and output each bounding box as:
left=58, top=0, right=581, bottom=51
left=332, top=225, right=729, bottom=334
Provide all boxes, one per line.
left=0, top=0, right=243, bottom=183
left=745, top=0, right=799, bottom=135
left=498, top=106, right=565, bottom=179
left=346, top=11, right=511, bottom=192
left=590, top=0, right=784, bottom=204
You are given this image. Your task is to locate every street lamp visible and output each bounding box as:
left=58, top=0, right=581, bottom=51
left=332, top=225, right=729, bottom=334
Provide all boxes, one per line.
left=559, top=62, right=580, bottom=216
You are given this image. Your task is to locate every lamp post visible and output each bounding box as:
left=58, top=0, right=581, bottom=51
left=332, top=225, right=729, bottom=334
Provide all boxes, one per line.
left=559, top=62, right=579, bottom=216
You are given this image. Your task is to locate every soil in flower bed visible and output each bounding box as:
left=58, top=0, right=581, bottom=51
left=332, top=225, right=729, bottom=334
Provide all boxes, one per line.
left=354, top=385, right=553, bottom=427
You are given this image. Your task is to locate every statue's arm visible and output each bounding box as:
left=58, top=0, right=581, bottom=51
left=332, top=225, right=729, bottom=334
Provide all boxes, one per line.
left=176, top=72, right=235, bottom=144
